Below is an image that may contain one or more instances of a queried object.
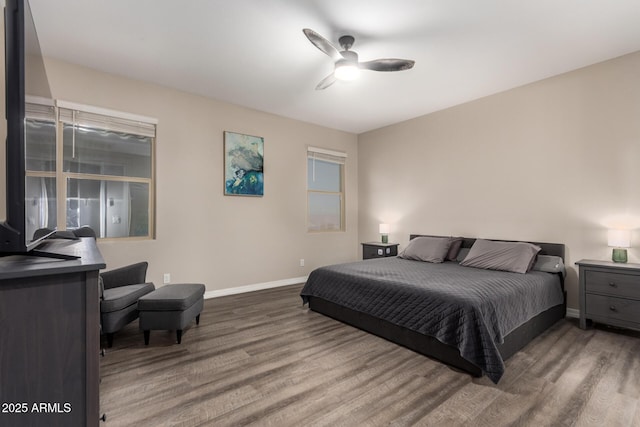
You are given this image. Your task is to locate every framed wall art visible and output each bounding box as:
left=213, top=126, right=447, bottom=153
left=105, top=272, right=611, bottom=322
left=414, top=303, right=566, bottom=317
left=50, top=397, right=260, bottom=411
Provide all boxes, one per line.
left=224, top=131, right=264, bottom=196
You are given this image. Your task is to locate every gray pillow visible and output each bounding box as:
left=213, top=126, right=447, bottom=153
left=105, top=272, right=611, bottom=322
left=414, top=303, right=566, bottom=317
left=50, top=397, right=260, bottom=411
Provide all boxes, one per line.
left=459, top=239, right=541, bottom=273
left=399, top=236, right=452, bottom=263
left=456, top=247, right=470, bottom=262
left=446, top=237, right=464, bottom=261
left=532, top=255, right=566, bottom=277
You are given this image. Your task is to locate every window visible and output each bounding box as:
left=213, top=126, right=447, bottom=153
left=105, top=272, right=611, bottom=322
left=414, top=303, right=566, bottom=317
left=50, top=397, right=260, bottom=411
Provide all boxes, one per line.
left=25, top=103, right=58, bottom=240
left=307, top=146, right=346, bottom=232
left=25, top=101, right=157, bottom=239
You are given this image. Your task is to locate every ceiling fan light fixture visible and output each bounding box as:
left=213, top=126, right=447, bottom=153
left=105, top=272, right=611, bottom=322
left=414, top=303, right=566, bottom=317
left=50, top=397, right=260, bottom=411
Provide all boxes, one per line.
left=334, top=62, right=360, bottom=81
left=303, top=28, right=414, bottom=89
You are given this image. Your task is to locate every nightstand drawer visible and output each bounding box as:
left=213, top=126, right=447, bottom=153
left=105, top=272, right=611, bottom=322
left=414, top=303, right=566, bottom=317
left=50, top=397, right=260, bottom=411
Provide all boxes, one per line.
left=585, top=270, right=640, bottom=299
left=586, top=294, right=640, bottom=324
left=363, top=245, right=397, bottom=259
left=361, top=243, right=399, bottom=260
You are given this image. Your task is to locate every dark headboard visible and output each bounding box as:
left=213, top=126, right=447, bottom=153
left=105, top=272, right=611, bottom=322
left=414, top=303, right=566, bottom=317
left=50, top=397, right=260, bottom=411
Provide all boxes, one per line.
left=409, top=234, right=565, bottom=261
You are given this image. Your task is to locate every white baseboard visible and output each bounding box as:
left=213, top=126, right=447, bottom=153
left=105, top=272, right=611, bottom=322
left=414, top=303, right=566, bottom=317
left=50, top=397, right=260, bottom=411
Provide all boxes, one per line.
left=566, top=308, right=579, bottom=319
left=204, top=276, right=308, bottom=299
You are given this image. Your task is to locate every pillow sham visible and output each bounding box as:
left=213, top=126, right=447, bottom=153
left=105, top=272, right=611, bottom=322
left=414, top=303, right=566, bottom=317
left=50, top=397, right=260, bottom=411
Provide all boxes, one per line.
left=531, top=255, right=566, bottom=277
left=456, top=247, right=470, bottom=262
left=399, top=236, right=452, bottom=263
left=459, top=239, right=541, bottom=273
left=446, top=237, right=464, bottom=261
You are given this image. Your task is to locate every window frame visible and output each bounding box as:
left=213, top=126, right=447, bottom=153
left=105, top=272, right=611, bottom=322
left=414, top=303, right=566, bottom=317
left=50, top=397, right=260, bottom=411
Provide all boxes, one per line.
left=306, top=146, right=346, bottom=233
left=25, top=100, right=157, bottom=241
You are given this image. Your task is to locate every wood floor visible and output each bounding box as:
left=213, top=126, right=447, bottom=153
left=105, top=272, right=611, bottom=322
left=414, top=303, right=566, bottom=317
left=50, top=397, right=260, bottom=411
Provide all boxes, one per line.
left=100, top=284, right=640, bottom=426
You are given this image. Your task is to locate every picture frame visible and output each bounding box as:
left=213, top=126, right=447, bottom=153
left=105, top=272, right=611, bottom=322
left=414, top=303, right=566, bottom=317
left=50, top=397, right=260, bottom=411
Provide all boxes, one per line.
left=224, top=131, right=264, bottom=196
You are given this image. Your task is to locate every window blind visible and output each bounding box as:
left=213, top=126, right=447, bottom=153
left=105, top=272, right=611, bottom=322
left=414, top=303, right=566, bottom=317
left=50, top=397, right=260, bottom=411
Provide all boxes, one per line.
left=26, top=102, right=55, bottom=122
left=57, top=101, right=157, bottom=138
left=307, top=146, right=347, bottom=165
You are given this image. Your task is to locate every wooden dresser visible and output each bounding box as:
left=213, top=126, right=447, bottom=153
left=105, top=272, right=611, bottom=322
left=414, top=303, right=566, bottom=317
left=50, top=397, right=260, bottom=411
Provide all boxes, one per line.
left=576, top=259, right=640, bottom=331
left=0, top=238, right=105, bottom=427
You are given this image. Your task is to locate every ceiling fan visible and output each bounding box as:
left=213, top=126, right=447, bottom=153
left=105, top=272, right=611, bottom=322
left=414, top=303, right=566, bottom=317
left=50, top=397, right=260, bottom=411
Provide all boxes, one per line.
left=303, top=28, right=415, bottom=90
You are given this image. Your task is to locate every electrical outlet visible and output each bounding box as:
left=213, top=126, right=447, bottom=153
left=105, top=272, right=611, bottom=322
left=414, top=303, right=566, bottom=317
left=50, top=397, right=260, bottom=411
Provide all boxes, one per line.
left=163, top=273, right=171, bottom=284
left=299, top=259, right=305, bottom=267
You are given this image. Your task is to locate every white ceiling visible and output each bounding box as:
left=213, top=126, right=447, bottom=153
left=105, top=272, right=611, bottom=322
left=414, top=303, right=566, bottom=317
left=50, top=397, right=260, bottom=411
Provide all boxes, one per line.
left=28, top=0, right=640, bottom=134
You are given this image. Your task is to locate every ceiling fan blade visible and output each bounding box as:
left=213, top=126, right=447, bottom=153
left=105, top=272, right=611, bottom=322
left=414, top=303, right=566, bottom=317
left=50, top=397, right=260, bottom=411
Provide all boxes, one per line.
left=303, top=28, right=344, bottom=62
left=315, top=73, right=336, bottom=90
left=360, top=59, right=415, bottom=72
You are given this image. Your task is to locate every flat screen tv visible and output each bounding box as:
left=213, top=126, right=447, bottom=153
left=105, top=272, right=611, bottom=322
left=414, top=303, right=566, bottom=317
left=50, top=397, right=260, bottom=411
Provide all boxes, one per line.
left=1, top=0, right=55, bottom=254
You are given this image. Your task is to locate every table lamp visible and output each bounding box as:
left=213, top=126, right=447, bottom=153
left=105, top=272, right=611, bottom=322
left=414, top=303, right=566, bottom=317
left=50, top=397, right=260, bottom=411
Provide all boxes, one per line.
left=608, top=229, right=631, bottom=263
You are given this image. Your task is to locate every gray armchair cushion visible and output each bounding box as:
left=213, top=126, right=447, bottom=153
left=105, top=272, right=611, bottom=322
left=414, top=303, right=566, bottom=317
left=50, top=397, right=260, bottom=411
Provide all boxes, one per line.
left=98, top=276, right=104, bottom=300
left=72, top=226, right=97, bottom=239
left=100, top=262, right=148, bottom=290
left=101, top=282, right=155, bottom=313
left=33, top=227, right=55, bottom=241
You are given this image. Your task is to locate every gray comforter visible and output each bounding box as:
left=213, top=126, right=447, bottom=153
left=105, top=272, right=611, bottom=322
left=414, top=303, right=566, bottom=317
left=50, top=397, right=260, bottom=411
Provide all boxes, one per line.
left=300, top=257, right=564, bottom=383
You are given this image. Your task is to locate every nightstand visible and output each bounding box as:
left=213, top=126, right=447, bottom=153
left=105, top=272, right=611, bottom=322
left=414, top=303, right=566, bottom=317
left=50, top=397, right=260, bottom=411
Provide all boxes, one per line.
left=362, top=242, right=399, bottom=260
left=576, top=259, right=640, bottom=331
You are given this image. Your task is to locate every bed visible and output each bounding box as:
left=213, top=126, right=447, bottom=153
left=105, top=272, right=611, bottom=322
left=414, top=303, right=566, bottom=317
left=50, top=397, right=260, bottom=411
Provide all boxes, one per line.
left=300, top=235, right=566, bottom=383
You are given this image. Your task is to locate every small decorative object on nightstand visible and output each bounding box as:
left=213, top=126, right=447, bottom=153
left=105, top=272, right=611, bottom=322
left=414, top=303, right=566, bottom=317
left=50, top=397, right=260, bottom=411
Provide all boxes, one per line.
left=379, top=223, right=390, bottom=244
left=362, top=242, right=399, bottom=260
left=608, top=229, right=631, bottom=263
left=576, top=259, right=640, bottom=330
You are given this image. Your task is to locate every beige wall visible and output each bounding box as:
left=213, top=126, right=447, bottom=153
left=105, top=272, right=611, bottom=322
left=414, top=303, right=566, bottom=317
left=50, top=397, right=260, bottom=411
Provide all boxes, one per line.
left=0, top=53, right=359, bottom=291
left=358, top=51, right=640, bottom=309
left=2, top=10, right=639, bottom=307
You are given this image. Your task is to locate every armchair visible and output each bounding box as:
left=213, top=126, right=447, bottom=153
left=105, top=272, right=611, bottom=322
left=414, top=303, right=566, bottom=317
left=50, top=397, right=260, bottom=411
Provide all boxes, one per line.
left=100, top=262, right=155, bottom=347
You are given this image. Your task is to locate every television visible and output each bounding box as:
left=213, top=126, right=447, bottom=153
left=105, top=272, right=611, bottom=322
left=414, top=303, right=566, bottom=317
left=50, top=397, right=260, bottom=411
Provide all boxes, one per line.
left=1, top=0, right=56, bottom=254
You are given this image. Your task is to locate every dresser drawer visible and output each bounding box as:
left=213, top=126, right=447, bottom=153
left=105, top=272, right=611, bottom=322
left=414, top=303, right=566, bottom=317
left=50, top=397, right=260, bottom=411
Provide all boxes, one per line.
left=585, top=294, right=640, bottom=324
left=585, top=270, right=640, bottom=299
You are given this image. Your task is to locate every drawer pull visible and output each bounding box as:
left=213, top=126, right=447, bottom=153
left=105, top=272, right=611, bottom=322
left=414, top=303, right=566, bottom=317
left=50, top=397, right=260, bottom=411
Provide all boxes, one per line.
left=609, top=306, right=618, bottom=312
left=608, top=282, right=618, bottom=288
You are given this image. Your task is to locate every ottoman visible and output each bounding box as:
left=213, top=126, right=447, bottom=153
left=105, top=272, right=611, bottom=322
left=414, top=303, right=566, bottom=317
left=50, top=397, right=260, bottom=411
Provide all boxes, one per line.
left=137, top=283, right=205, bottom=345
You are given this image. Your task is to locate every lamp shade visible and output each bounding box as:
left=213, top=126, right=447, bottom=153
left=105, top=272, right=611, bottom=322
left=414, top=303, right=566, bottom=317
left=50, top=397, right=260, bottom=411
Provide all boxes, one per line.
left=608, top=229, right=631, bottom=248
left=379, top=224, right=390, bottom=234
